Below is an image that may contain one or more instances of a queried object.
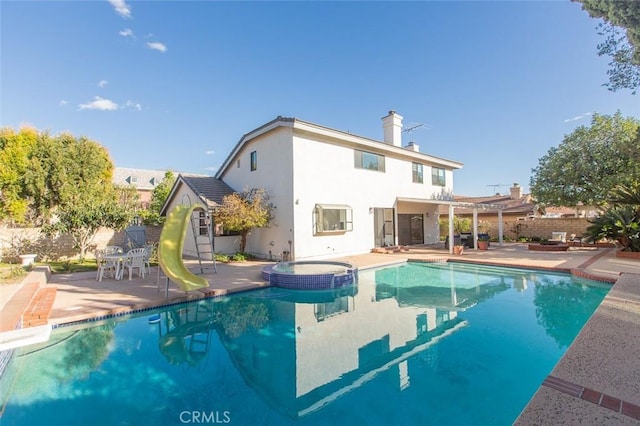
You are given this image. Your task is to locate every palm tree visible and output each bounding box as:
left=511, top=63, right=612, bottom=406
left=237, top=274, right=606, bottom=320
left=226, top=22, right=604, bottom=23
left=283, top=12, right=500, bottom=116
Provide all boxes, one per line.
left=586, top=183, right=640, bottom=251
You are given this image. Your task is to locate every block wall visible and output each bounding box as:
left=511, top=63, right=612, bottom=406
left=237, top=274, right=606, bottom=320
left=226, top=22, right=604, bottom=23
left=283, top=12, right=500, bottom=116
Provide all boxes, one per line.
left=478, top=218, right=591, bottom=240
left=0, top=226, right=162, bottom=261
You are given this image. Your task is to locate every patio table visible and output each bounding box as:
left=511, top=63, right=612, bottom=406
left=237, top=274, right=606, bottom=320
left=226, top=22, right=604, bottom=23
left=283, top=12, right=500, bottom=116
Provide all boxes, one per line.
left=103, top=253, right=126, bottom=280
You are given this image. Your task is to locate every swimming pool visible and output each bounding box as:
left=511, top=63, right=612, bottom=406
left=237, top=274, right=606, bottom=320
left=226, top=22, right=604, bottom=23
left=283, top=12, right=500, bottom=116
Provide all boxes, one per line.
left=0, top=262, right=609, bottom=425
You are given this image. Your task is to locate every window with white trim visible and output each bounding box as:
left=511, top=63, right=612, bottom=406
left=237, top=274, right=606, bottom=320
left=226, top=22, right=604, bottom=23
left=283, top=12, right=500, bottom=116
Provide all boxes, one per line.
left=250, top=151, right=257, bottom=171
left=354, top=150, right=385, bottom=172
left=314, top=204, right=353, bottom=234
left=431, top=167, right=446, bottom=186
left=412, top=162, right=423, bottom=183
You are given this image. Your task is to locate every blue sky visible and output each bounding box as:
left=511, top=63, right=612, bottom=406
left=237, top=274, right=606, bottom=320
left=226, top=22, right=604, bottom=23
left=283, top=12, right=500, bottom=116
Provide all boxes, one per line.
left=1, top=1, right=638, bottom=196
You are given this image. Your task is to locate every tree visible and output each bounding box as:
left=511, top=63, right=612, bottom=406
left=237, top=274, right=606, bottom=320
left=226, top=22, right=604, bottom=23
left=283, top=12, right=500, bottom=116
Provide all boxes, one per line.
left=139, top=171, right=176, bottom=225
left=573, top=0, right=640, bottom=93
left=530, top=112, right=640, bottom=207
left=533, top=276, right=606, bottom=347
left=42, top=193, right=135, bottom=261
left=25, top=132, right=115, bottom=223
left=213, top=188, right=274, bottom=252
left=0, top=127, right=39, bottom=224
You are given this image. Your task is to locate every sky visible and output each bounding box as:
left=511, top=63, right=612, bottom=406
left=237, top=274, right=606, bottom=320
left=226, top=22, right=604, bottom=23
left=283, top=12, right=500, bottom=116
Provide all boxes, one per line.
left=1, top=0, right=638, bottom=197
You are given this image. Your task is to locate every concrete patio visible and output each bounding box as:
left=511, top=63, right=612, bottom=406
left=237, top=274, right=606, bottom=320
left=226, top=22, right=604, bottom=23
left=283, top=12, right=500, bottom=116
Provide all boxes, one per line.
left=1, top=242, right=639, bottom=424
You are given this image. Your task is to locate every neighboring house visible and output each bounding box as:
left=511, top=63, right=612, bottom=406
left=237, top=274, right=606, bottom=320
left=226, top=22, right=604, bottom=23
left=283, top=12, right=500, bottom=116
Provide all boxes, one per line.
left=441, top=184, right=601, bottom=240
left=440, top=183, right=542, bottom=223
left=541, top=204, right=600, bottom=218
left=113, top=167, right=170, bottom=207
left=445, top=184, right=601, bottom=221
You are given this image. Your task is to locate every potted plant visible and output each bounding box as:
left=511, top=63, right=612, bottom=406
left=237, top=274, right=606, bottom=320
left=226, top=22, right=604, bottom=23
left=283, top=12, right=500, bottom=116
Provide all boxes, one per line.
left=477, top=234, right=490, bottom=250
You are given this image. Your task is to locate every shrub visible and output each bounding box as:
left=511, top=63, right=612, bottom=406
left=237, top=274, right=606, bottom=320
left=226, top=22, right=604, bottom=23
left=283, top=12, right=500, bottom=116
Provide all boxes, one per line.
left=585, top=205, right=640, bottom=251
left=231, top=252, right=247, bottom=262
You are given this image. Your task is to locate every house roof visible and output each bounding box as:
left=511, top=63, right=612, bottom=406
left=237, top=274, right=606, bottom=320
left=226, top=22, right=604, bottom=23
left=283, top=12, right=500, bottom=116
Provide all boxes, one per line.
left=160, top=173, right=235, bottom=215
left=113, top=167, right=169, bottom=191
left=215, top=115, right=464, bottom=180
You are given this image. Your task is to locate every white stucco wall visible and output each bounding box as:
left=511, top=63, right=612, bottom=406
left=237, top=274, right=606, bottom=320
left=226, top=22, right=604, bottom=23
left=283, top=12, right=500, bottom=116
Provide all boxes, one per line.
left=290, top=131, right=454, bottom=259
left=219, top=126, right=295, bottom=260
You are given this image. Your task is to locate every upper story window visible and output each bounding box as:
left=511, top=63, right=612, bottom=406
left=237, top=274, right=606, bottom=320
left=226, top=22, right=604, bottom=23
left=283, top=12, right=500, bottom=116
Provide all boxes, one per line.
left=354, top=150, right=385, bottom=172
left=432, top=167, right=446, bottom=186
left=412, top=162, right=423, bottom=183
left=250, top=151, right=257, bottom=171
left=314, top=204, right=353, bottom=234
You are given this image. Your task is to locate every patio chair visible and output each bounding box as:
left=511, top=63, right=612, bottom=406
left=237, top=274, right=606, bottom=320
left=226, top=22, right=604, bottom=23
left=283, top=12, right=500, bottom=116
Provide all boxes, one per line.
left=105, top=245, right=124, bottom=255
left=569, top=234, right=584, bottom=247
left=122, top=248, right=147, bottom=280
left=96, top=249, right=118, bottom=281
left=143, top=243, right=155, bottom=274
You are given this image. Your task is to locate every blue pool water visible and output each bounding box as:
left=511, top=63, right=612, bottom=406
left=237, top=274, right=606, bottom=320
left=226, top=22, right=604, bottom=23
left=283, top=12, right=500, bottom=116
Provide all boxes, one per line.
left=0, top=262, right=610, bottom=425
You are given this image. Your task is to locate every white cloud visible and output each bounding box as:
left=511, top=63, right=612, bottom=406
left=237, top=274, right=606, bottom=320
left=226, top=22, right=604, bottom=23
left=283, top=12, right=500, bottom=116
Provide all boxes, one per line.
left=146, top=42, right=167, bottom=53
left=59, top=100, right=68, bottom=106
left=119, top=28, right=134, bottom=37
left=205, top=150, right=216, bottom=155
left=98, top=80, right=109, bottom=88
left=563, top=112, right=593, bottom=123
left=203, top=166, right=219, bottom=172
left=108, top=0, right=131, bottom=19
left=125, top=100, right=142, bottom=111
left=78, top=96, right=119, bottom=111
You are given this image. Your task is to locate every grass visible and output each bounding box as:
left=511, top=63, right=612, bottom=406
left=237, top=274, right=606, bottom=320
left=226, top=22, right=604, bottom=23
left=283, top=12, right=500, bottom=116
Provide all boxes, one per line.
left=45, top=260, right=98, bottom=274
left=0, top=260, right=99, bottom=283
left=0, top=264, right=27, bottom=285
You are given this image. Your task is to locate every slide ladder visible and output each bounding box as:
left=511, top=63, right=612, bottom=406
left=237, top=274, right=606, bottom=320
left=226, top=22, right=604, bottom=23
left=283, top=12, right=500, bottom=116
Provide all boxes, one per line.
left=157, top=204, right=210, bottom=295
left=189, top=207, right=217, bottom=274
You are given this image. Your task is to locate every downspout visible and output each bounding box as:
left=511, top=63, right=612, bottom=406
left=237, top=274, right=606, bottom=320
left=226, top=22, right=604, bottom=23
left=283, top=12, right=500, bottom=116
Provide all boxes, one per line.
left=394, top=200, right=399, bottom=246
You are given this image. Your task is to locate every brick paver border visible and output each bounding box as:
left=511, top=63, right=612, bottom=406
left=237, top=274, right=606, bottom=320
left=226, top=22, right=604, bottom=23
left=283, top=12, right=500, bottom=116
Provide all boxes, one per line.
left=542, top=375, right=640, bottom=421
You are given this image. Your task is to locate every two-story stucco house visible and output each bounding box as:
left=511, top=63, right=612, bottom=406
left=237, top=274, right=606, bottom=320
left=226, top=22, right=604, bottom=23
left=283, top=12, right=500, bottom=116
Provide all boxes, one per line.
left=163, top=111, right=469, bottom=261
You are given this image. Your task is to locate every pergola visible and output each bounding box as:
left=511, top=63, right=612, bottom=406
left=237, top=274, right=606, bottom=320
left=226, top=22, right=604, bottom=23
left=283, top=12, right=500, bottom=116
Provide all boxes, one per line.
left=442, top=200, right=505, bottom=253
left=395, top=197, right=506, bottom=254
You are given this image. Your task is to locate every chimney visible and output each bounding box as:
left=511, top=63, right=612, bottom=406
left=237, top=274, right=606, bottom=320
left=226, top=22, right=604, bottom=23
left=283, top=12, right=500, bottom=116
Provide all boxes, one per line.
left=382, top=110, right=403, bottom=147
left=510, top=183, right=522, bottom=199
left=406, top=141, right=420, bottom=152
